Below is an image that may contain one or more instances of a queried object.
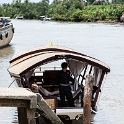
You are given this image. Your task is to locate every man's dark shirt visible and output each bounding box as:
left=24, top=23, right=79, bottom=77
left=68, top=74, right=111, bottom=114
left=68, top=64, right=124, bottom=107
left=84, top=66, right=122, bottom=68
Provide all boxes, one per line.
left=56, top=70, right=71, bottom=85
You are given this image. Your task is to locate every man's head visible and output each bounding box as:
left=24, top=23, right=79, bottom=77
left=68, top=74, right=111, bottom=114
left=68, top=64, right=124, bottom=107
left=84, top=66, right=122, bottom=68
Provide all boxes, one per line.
left=61, top=62, right=67, bottom=72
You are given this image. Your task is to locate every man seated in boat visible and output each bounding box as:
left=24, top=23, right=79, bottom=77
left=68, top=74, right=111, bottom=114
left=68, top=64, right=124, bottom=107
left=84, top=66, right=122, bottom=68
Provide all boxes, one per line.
left=55, top=62, right=75, bottom=107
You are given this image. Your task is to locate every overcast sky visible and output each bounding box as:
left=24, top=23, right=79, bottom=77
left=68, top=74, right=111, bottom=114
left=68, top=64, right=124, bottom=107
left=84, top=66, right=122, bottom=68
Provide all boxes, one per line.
left=0, top=0, right=53, bottom=4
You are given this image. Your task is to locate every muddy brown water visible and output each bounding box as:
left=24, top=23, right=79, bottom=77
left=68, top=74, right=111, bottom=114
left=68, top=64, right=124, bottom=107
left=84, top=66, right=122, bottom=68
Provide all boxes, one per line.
left=0, top=19, right=124, bottom=124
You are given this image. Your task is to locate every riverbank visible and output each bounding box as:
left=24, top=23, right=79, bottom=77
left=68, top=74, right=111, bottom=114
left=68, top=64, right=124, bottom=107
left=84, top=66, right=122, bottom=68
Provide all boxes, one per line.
left=48, top=18, right=124, bottom=25
left=96, top=19, right=124, bottom=25
left=0, top=1, right=124, bottom=23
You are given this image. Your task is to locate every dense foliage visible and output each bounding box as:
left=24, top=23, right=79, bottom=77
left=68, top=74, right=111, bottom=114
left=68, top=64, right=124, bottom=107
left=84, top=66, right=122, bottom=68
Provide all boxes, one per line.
left=49, top=3, right=124, bottom=21
left=0, top=0, right=49, bottom=19
left=0, top=0, right=124, bottom=22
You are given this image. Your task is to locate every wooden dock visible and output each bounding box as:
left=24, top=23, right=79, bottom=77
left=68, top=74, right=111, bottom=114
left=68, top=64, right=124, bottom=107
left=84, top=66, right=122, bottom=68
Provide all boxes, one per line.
left=0, top=88, right=63, bottom=124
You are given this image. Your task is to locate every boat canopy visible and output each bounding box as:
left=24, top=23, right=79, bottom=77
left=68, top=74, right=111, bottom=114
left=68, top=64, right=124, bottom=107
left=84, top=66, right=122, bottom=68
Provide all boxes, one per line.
left=8, top=45, right=110, bottom=78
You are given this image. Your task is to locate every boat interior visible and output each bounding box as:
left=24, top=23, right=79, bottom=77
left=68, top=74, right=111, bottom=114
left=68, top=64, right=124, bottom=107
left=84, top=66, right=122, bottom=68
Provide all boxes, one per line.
left=20, top=59, right=105, bottom=110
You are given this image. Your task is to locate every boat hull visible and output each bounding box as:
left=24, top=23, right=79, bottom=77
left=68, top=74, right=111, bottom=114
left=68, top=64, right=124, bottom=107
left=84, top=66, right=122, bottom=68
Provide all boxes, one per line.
left=0, top=23, right=14, bottom=48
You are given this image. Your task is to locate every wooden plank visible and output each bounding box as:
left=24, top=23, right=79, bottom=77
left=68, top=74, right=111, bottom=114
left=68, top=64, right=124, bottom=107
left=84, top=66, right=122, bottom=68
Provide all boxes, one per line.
left=0, top=99, right=29, bottom=107
left=37, top=93, right=64, bottom=124
left=18, top=107, right=28, bottom=124
left=27, top=108, right=36, bottom=124
left=0, top=88, right=37, bottom=108
left=83, top=74, right=94, bottom=124
left=18, top=107, right=36, bottom=124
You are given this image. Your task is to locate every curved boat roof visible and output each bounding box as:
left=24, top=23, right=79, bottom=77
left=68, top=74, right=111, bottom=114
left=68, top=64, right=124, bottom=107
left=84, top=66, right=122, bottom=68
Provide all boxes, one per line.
left=8, top=45, right=110, bottom=77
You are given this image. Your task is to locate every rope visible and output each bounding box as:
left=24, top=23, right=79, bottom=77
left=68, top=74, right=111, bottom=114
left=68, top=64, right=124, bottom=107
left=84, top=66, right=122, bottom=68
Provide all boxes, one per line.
left=8, top=79, right=15, bottom=88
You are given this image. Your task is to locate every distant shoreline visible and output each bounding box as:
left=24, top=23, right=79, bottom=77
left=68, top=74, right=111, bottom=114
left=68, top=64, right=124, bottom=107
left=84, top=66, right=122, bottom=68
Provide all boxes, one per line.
left=95, top=19, right=124, bottom=25
left=14, top=18, right=124, bottom=25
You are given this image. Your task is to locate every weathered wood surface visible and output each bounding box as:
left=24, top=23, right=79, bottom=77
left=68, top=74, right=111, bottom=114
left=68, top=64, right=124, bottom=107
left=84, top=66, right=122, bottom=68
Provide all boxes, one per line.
left=0, top=88, right=37, bottom=108
left=0, top=88, right=37, bottom=124
left=83, top=74, right=94, bottom=124
left=0, top=88, right=64, bottom=124
left=37, top=93, right=64, bottom=124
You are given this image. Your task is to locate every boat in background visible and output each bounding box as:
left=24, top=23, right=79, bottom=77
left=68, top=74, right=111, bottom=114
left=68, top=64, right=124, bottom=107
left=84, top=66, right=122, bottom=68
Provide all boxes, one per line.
left=15, top=16, right=24, bottom=19
left=40, top=15, right=51, bottom=21
left=0, top=17, right=14, bottom=48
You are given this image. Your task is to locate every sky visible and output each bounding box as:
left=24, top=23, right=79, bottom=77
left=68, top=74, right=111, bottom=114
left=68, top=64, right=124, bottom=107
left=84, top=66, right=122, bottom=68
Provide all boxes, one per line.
left=0, top=0, right=53, bottom=4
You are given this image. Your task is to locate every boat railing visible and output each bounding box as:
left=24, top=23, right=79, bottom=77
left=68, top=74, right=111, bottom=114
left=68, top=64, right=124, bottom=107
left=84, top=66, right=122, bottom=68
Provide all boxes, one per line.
left=35, top=66, right=61, bottom=72
left=0, top=23, right=13, bottom=32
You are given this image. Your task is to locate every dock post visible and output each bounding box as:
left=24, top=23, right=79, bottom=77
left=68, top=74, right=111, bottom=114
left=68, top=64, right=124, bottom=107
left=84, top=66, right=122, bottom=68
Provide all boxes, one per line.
left=18, top=106, right=36, bottom=124
left=18, top=107, right=28, bottom=124
left=83, top=74, right=94, bottom=124
left=0, top=88, right=37, bottom=124
left=27, top=108, right=36, bottom=124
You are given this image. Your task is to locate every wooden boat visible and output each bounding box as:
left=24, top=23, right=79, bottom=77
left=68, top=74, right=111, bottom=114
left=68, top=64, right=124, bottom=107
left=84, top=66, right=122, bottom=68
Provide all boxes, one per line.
left=0, top=17, right=14, bottom=48
left=15, top=16, right=24, bottom=19
left=40, top=16, right=51, bottom=21
left=8, top=44, right=110, bottom=123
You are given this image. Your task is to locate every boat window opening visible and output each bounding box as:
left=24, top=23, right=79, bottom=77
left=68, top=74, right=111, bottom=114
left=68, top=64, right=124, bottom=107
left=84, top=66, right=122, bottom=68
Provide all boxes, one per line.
left=92, top=70, right=105, bottom=108
left=76, top=64, right=95, bottom=86
left=95, top=73, right=107, bottom=106
left=90, top=69, right=106, bottom=109
left=77, top=64, right=91, bottom=86
left=81, top=65, right=92, bottom=79
left=77, top=74, right=84, bottom=86
left=80, top=65, right=87, bottom=85
left=94, top=68, right=102, bottom=86
left=66, top=59, right=87, bottom=91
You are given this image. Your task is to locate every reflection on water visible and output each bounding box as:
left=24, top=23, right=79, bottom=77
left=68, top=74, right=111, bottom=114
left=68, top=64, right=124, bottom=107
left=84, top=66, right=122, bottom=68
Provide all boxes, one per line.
left=0, top=45, right=15, bottom=88
left=0, top=107, right=16, bottom=124
left=0, top=45, right=14, bottom=58
left=0, top=19, right=124, bottom=124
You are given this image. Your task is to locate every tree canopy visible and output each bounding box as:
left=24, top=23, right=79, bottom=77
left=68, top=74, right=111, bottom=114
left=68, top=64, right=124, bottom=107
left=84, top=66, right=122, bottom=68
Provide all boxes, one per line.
left=0, top=0, right=124, bottom=22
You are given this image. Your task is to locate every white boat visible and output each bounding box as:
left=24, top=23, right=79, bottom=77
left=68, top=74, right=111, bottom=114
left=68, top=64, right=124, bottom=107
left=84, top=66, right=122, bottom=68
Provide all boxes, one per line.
left=0, top=17, right=14, bottom=48
left=40, top=16, right=51, bottom=21
left=8, top=44, right=110, bottom=123
left=15, top=16, right=24, bottom=19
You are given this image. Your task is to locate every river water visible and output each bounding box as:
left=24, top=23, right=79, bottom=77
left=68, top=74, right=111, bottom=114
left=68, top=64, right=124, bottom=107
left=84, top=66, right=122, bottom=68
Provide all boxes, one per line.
left=0, top=19, right=124, bottom=124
